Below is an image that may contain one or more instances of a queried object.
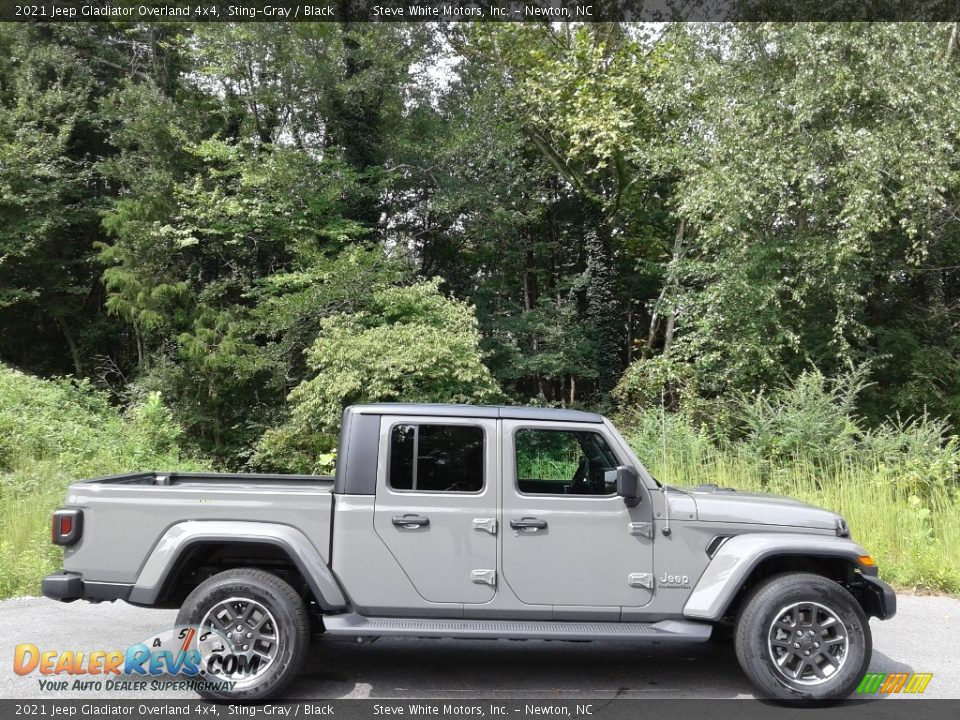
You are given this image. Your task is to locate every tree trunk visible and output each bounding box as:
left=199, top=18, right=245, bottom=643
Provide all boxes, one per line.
left=523, top=242, right=545, bottom=399
left=584, top=206, right=621, bottom=396
left=134, top=325, right=145, bottom=368
left=663, top=312, right=677, bottom=357
left=643, top=306, right=661, bottom=359
left=645, top=219, right=685, bottom=359
left=946, top=21, right=960, bottom=63
left=55, top=317, right=83, bottom=376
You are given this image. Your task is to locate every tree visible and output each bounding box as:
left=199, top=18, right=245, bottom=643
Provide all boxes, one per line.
left=93, top=24, right=432, bottom=462
left=0, top=25, right=123, bottom=376
left=254, top=279, right=502, bottom=473
left=4, top=21, right=960, bottom=455
left=410, top=24, right=670, bottom=403
left=654, top=23, right=960, bottom=421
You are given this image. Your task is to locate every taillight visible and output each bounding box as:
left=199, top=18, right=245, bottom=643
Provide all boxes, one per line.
left=51, top=509, right=82, bottom=546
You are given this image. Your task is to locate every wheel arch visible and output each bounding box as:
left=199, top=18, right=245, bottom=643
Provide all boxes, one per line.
left=128, top=520, right=348, bottom=611
left=683, top=533, right=875, bottom=622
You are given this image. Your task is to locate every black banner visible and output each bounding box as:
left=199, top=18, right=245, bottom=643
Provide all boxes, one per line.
left=3, top=700, right=960, bottom=720
left=3, top=0, right=960, bottom=23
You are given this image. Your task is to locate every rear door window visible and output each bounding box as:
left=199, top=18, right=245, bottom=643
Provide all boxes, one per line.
left=388, top=424, right=485, bottom=493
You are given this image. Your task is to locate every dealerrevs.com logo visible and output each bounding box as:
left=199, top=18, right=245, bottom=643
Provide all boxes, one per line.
left=13, top=626, right=261, bottom=693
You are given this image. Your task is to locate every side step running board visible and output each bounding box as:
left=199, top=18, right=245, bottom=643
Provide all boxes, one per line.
left=323, top=614, right=712, bottom=642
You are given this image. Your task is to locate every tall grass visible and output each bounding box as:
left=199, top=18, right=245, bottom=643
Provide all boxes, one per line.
left=628, top=440, right=960, bottom=593
left=619, top=373, right=960, bottom=595
left=0, top=365, right=207, bottom=598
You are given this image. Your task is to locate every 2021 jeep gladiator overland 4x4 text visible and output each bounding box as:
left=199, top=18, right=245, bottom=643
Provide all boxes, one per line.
left=43, top=403, right=895, bottom=701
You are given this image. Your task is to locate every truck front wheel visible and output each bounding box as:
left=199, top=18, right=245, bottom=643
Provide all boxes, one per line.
left=734, top=572, right=871, bottom=701
left=176, top=568, right=310, bottom=701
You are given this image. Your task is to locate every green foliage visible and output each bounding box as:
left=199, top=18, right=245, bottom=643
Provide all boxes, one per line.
left=250, top=246, right=414, bottom=382
left=0, top=364, right=206, bottom=597
left=732, top=368, right=868, bottom=465
left=485, top=297, right=597, bottom=396
left=516, top=430, right=595, bottom=483
left=657, top=24, right=960, bottom=404
left=0, top=25, right=126, bottom=376
left=255, top=280, right=502, bottom=473
left=618, top=365, right=960, bottom=498
left=516, top=453, right=580, bottom=483
left=4, top=22, right=960, bottom=597
left=98, top=95, right=373, bottom=459
left=5, top=22, right=960, bottom=429
left=414, top=24, right=672, bottom=404
left=861, top=416, right=960, bottom=498
left=0, top=366, right=199, bottom=478
left=613, top=356, right=700, bottom=411
left=617, top=392, right=960, bottom=594
left=725, top=367, right=960, bottom=498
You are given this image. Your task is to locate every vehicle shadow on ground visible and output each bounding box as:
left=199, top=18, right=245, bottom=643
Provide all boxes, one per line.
left=866, top=650, right=912, bottom=675
left=852, top=650, right=914, bottom=704
left=290, top=637, right=752, bottom=699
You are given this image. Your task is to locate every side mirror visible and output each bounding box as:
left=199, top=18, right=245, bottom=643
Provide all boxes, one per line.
left=616, top=465, right=641, bottom=507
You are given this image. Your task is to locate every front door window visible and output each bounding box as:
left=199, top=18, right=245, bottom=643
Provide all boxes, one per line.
left=515, top=429, right=619, bottom=496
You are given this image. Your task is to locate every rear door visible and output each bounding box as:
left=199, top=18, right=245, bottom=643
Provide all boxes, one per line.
left=373, top=415, right=498, bottom=604
left=500, top=420, right=655, bottom=609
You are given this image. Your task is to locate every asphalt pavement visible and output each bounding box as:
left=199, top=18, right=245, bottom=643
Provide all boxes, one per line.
left=0, top=594, right=957, bottom=700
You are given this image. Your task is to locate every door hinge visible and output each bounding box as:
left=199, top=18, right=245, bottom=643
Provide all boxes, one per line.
left=628, top=522, right=653, bottom=538
left=628, top=572, right=654, bottom=590
left=473, top=517, right=497, bottom=535
left=471, top=569, right=497, bottom=587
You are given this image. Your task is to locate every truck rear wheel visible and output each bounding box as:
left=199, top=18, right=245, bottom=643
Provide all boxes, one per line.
left=176, top=568, right=310, bottom=701
left=734, top=572, right=871, bottom=702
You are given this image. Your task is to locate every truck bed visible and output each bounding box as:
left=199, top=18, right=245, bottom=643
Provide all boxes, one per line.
left=60, top=471, right=335, bottom=589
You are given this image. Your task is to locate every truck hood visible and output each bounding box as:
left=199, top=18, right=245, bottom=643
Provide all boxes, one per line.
left=677, top=484, right=843, bottom=532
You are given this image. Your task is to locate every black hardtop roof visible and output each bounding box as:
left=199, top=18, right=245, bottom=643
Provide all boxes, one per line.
left=346, top=403, right=604, bottom=423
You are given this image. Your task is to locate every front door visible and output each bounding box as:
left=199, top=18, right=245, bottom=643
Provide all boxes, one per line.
left=500, top=420, right=655, bottom=608
left=374, top=416, right=498, bottom=604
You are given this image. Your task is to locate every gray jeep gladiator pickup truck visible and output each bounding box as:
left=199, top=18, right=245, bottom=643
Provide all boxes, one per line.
left=43, top=403, right=895, bottom=701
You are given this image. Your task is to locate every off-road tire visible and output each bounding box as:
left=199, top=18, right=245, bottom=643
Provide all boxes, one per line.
left=176, top=568, right=310, bottom=701
left=734, top=572, right=871, bottom=702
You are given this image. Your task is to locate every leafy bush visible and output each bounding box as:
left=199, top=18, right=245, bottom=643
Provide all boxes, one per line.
left=618, top=407, right=717, bottom=482
left=254, top=280, right=503, bottom=473
left=613, top=356, right=700, bottom=412
left=861, top=415, right=960, bottom=496
left=731, top=367, right=868, bottom=465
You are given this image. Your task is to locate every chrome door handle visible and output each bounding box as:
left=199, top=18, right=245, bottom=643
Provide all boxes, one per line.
left=510, top=517, right=547, bottom=530
left=392, top=514, right=430, bottom=528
